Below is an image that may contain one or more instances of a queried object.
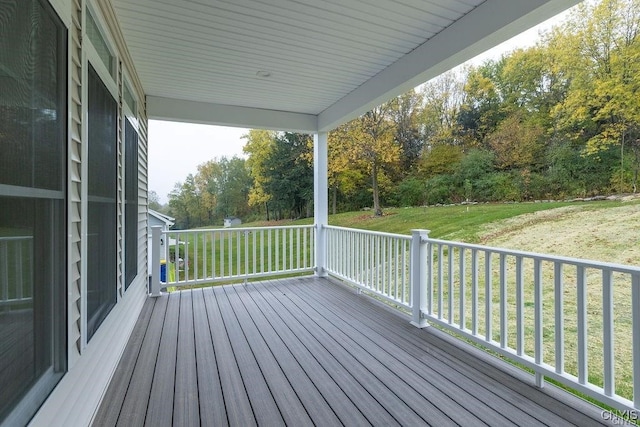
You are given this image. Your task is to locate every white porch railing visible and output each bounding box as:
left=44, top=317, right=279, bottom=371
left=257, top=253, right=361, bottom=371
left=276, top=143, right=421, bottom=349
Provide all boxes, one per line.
left=325, top=225, right=412, bottom=310
left=0, top=236, right=33, bottom=307
left=150, top=223, right=640, bottom=413
left=152, top=225, right=315, bottom=290
left=419, top=237, right=640, bottom=413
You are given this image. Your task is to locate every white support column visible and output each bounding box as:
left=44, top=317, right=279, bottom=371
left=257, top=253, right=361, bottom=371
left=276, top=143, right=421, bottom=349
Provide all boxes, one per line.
left=314, top=132, right=328, bottom=277
left=151, top=226, right=162, bottom=296
left=410, top=229, right=430, bottom=328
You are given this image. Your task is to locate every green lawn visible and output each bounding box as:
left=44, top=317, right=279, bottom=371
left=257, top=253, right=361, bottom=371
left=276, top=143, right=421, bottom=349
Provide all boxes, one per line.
left=247, top=200, right=632, bottom=241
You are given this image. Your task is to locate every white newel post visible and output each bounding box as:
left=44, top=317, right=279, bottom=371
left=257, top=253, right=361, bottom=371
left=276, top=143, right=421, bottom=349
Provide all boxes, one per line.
left=151, top=226, right=162, bottom=297
left=410, top=229, right=430, bottom=328
left=314, top=132, right=328, bottom=277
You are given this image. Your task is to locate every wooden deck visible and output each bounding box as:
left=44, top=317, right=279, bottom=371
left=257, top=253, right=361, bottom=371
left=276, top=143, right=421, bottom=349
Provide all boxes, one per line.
left=94, top=276, right=608, bottom=426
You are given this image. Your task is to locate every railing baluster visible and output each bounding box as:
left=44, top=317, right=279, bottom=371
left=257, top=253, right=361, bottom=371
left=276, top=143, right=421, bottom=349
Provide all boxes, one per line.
left=632, top=273, right=640, bottom=409
left=194, top=232, right=199, bottom=281
left=15, top=241, right=23, bottom=299
left=460, top=247, right=466, bottom=330
left=500, top=253, right=507, bottom=348
left=276, top=228, right=280, bottom=272
left=376, top=236, right=382, bottom=292
left=369, top=234, right=374, bottom=289
left=603, top=269, right=614, bottom=396
left=236, top=231, right=241, bottom=275
left=211, top=231, right=222, bottom=278
left=554, top=263, right=564, bottom=374
left=577, top=265, right=587, bottom=385
left=228, top=231, right=233, bottom=276
left=438, top=244, right=444, bottom=320
left=534, top=258, right=544, bottom=388
left=296, top=228, right=300, bottom=270
left=393, top=239, right=399, bottom=301
left=471, top=249, right=478, bottom=335
left=427, top=242, right=433, bottom=315
left=203, top=232, right=207, bottom=279
left=289, top=228, right=293, bottom=271
left=176, top=233, right=182, bottom=282
left=404, top=240, right=409, bottom=304
left=268, top=229, right=272, bottom=273
left=221, top=231, right=225, bottom=278
left=448, top=245, right=454, bottom=325
left=516, top=256, right=523, bottom=356
left=1, top=240, right=8, bottom=301
left=244, top=231, right=249, bottom=278
left=303, top=227, right=307, bottom=269
left=253, top=230, right=257, bottom=276
left=186, top=233, right=191, bottom=281
left=485, top=251, right=492, bottom=342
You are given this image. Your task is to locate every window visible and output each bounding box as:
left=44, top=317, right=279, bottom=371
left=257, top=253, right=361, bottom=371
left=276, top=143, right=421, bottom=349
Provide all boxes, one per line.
left=123, top=82, right=136, bottom=117
left=0, top=0, right=67, bottom=424
left=87, top=64, right=117, bottom=340
left=125, top=118, right=138, bottom=289
left=86, top=9, right=115, bottom=78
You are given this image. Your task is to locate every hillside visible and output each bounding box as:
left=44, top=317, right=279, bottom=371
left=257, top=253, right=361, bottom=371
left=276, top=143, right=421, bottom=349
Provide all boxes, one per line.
left=477, top=202, right=640, bottom=265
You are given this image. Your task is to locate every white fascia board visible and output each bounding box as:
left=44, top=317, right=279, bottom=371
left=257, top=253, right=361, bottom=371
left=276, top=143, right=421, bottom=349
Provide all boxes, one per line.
left=147, top=96, right=319, bottom=133
left=317, top=0, right=580, bottom=132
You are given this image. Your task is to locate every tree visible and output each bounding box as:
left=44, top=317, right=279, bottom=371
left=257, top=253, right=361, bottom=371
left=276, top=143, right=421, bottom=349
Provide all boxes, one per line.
left=418, top=144, right=463, bottom=178
left=485, top=111, right=545, bottom=170
left=420, top=70, right=467, bottom=147
left=388, top=89, right=424, bottom=172
left=553, top=0, right=640, bottom=191
left=243, top=129, right=276, bottom=219
left=458, top=60, right=506, bottom=146
left=196, top=156, right=252, bottom=222
left=148, top=190, right=163, bottom=211
left=262, top=132, right=313, bottom=219
left=167, top=174, right=208, bottom=229
left=331, top=105, right=400, bottom=216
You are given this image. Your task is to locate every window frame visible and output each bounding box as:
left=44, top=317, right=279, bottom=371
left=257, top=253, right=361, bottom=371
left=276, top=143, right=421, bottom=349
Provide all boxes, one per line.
left=0, top=0, right=68, bottom=423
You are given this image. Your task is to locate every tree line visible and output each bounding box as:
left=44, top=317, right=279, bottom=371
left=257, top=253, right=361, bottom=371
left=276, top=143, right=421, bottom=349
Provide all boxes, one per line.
left=165, top=0, right=640, bottom=229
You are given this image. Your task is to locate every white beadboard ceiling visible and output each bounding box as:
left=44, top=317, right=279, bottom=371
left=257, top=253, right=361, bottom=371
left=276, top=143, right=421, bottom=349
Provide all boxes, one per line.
left=111, top=0, right=580, bottom=132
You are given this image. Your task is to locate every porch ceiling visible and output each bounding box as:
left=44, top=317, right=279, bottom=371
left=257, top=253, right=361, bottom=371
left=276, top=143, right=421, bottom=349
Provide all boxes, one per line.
left=111, top=0, right=580, bottom=132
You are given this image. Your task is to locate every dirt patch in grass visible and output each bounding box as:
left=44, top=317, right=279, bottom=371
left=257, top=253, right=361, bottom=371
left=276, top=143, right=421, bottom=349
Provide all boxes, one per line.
left=478, top=203, right=640, bottom=265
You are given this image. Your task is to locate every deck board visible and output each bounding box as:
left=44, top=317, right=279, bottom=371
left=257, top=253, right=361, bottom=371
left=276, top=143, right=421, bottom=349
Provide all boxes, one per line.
left=191, top=288, right=227, bottom=427
left=232, top=283, right=373, bottom=426
left=145, top=291, right=180, bottom=427
left=294, top=276, right=604, bottom=427
left=174, top=291, right=199, bottom=426
left=94, top=276, right=608, bottom=427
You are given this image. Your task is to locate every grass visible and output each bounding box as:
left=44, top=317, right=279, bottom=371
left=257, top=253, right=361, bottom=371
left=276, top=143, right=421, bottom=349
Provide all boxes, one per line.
left=247, top=200, right=634, bottom=242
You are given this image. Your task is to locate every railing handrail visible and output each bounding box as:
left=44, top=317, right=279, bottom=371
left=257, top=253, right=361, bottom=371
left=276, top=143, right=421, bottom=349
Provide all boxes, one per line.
left=426, top=237, right=640, bottom=275
left=165, top=224, right=314, bottom=234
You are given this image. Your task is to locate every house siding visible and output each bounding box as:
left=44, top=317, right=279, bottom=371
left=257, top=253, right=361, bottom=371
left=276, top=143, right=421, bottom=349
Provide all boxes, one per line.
left=28, top=0, right=150, bottom=424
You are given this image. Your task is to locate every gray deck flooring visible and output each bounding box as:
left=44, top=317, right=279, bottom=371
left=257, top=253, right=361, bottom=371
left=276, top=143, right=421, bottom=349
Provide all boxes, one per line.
left=93, top=276, right=608, bottom=426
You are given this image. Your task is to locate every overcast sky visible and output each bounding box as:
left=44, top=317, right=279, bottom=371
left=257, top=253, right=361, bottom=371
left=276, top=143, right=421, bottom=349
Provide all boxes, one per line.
left=148, top=7, right=574, bottom=204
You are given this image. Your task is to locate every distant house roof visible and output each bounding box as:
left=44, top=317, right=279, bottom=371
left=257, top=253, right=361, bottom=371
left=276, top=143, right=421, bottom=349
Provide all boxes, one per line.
left=149, top=209, right=175, bottom=228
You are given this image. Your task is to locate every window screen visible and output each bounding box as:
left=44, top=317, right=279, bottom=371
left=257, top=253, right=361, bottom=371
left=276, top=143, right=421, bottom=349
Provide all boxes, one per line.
left=0, top=0, right=67, bottom=424
left=86, top=64, right=117, bottom=340
left=125, top=119, right=138, bottom=289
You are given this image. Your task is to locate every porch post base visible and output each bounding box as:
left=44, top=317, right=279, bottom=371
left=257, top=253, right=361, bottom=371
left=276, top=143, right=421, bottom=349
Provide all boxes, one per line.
left=410, top=320, right=429, bottom=329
